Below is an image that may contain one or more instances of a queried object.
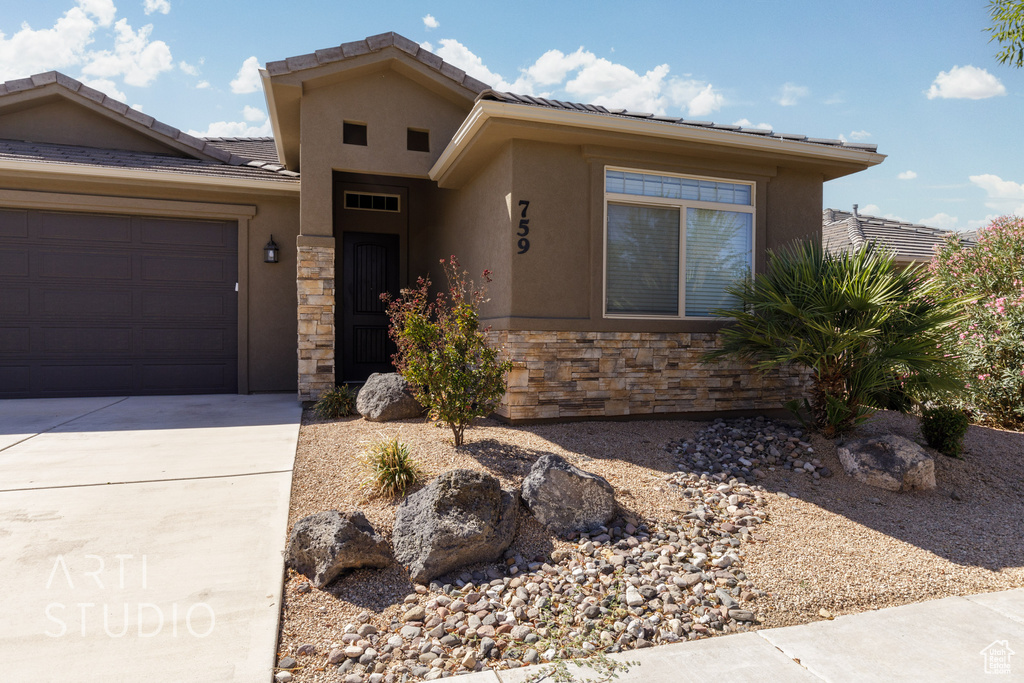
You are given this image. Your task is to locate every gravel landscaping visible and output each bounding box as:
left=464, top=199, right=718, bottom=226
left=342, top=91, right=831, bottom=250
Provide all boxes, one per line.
left=276, top=410, right=1024, bottom=682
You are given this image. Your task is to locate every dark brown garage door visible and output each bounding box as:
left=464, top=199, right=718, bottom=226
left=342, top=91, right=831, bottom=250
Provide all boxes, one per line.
left=0, top=209, right=237, bottom=398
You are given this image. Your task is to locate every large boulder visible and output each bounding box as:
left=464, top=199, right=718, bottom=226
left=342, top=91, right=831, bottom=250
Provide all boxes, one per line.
left=392, top=469, right=517, bottom=583
left=838, top=434, right=936, bottom=492
left=356, top=373, right=424, bottom=422
left=286, top=510, right=391, bottom=588
left=521, top=453, right=617, bottom=535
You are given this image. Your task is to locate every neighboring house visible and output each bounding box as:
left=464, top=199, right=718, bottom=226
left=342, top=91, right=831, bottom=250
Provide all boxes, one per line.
left=823, top=206, right=973, bottom=266
left=0, top=32, right=884, bottom=420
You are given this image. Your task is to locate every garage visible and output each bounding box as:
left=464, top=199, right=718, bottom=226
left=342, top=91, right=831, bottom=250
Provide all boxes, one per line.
left=0, top=208, right=238, bottom=398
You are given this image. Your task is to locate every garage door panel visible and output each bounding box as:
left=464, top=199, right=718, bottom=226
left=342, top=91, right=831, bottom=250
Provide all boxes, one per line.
left=38, top=212, right=131, bottom=243
left=39, top=288, right=134, bottom=317
left=140, top=290, right=230, bottom=320
left=39, top=250, right=132, bottom=280
left=0, top=328, right=30, bottom=354
left=138, top=217, right=233, bottom=248
left=141, top=255, right=233, bottom=283
left=0, top=288, right=29, bottom=316
left=39, top=364, right=134, bottom=393
left=0, top=209, right=27, bottom=237
left=40, top=327, right=132, bottom=354
left=0, top=210, right=238, bottom=398
left=141, top=363, right=235, bottom=392
left=0, top=249, right=29, bottom=277
left=141, top=328, right=232, bottom=353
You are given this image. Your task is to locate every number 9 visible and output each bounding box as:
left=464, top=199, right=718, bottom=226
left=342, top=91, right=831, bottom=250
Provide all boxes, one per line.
left=517, top=237, right=530, bottom=254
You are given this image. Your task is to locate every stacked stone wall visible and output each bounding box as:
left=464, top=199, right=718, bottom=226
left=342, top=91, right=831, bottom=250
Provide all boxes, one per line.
left=297, top=245, right=335, bottom=401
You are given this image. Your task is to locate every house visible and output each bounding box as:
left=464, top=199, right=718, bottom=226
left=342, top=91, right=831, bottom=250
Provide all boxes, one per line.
left=0, top=32, right=884, bottom=420
left=823, top=205, right=973, bottom=266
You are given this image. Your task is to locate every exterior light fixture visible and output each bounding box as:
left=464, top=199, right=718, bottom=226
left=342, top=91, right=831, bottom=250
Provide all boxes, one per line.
left=264, top=235, right=280, bottom=263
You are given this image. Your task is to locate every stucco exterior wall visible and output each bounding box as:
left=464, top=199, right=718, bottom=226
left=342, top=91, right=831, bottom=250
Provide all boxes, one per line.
left=0, top=174, right=300, bottom=393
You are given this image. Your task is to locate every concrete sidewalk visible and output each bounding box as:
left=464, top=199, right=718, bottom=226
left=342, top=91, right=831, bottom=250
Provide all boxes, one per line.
left=0, top=394, right=301, bottom=682
left=456, top=589, right=1024, bottom=682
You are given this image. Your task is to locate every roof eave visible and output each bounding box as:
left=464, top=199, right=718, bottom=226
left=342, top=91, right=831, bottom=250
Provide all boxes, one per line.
left=261, top=69, right=294, bottom=170
left=431, top=100, right=886, bottom=186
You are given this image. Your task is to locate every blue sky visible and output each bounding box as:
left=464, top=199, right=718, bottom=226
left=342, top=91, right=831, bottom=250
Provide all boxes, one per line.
left=2, top=0, right=1022, bottom=232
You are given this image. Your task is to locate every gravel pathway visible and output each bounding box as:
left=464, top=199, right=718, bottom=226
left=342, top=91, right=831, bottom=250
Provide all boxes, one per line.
left=277, top=410, right=1024, bottom=682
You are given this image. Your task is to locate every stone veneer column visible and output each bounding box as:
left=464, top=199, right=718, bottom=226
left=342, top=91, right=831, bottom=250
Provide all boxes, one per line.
left=296, top=236, right=336, bottom=401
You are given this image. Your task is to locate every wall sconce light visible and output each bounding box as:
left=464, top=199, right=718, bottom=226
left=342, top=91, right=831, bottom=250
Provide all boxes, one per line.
left=264, top=235, right=280, bottom=263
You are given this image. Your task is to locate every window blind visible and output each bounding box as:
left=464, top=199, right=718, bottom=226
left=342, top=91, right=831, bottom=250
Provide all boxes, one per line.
left=606, top=204, right=680, bottom=316
left=685, top=208, right=752, bottom=316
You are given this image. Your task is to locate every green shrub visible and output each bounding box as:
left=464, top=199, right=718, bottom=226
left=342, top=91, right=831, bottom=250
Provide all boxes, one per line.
left=707, top=240, right=967, bottom=437
left=312, top=385, right=357, bottom=420
left=930, top=215, right=1024, bottom=429
left=921, top=406, right=971, bottom=458
left=360, top=436, right=423, bottom=498
left=382, top=256, right=513, bottom=446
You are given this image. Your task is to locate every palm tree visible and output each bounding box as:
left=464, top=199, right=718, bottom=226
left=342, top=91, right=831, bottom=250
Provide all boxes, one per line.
left=706, top=240, right=968, bottom=437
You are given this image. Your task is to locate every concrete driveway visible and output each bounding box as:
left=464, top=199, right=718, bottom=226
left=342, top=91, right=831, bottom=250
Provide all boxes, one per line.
left=0, top=394, right=301, bottom=682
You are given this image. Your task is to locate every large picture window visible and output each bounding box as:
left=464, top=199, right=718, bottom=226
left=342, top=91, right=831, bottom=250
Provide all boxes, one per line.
left=604, top=168, right=754, bottom=318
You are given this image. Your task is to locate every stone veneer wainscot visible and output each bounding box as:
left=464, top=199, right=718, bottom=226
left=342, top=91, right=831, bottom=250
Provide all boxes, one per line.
left=488, top=330, right=809, bottom=421
left=296, top=238, right=336, bottom=401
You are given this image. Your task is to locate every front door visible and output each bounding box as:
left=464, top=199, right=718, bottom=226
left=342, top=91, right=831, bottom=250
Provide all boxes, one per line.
left=341, top=232, right=400, bottom=383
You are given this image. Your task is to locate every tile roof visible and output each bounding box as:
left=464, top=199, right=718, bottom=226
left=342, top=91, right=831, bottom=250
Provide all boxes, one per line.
left=203, top=137, right=280, bottom=164
left=0, top=138, right=299, bottom=183
left=479, top=90, right=880, bottom=153
left=822, top=207, right=973, bottom=263
left=0, top=72, right=297, bottom=180
left=265, top=31, right=489, bottom=94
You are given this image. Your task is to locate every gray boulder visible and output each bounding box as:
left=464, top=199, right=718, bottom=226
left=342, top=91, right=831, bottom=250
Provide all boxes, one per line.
left=521, top=453, right=617, bottom=535
left=838, top=434, right=936, bottom=492
left=356, top=373, right=424, bottom=422
left=392, top=469, right=517, bottom=583
left=286, top=510, right=391, bottom=588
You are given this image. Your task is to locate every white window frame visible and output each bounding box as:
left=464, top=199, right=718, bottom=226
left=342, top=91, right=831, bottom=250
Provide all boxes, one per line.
left=602, top=166, right=756, bottom=320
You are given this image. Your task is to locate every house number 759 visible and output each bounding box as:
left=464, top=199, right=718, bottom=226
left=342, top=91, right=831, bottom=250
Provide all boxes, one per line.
left=517, top=200, right=530, bottom=254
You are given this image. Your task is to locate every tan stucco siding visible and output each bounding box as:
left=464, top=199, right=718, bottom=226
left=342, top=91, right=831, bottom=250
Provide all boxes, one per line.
left=299, top=69, right=471, bottom=239
left=0, top=174, right=299, bottom=393
left=0, top=98, right=188, bottom=156
left=764, top=167, right=824, bottom=249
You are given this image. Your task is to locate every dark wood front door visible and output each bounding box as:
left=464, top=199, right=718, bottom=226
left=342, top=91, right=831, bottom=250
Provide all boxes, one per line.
left=341, top=232, right=400, bottom=383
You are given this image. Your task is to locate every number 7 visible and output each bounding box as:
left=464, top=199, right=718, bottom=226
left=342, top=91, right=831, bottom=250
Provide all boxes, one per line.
left=518, top=200, right=530, bottom=218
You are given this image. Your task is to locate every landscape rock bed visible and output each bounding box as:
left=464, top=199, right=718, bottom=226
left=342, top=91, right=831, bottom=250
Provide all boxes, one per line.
left=279, top=411, right=1024, bottom=682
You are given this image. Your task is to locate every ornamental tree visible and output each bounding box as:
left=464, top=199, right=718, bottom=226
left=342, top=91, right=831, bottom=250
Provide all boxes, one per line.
left=931, top=215, right=1024, bottom=429
left=382, top=256, right=512, bottom=446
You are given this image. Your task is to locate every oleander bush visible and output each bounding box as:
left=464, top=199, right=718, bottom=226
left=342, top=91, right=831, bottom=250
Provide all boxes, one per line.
left=921, top=406, right=971, bottom=458
left=382, top=256, right=513, bottom=447
left=708, top=240, right=967, bottom=437
left=931, top=215, right=1024, bottom=430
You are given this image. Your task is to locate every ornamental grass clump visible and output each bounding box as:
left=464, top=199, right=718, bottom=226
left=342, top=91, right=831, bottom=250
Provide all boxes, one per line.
left=707, top=240, right=967, bottom=437
left=931, top=215, right=1024, bottom=430
left=360, top=436, right=423, bottom=498
left=312, top=384, right=358, bottom=420
left=382, top=256, right=513, bottom=447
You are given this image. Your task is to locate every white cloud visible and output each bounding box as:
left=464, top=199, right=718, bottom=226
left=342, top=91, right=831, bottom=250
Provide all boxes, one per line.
left=143, top=0, right=170, bottom=15
left=79, top=19, right=173, bottom=87
left=734, top=118, right=772, bottom=130
left=919, top=212, right=959, bottom=230
left=195, top=79, right=210, bottom=89
left=130, top=102, right=142, bottom=110
left=242, top=105, right=265, bottom=122
left=188, top=118, right=272, bottom=138
left=79, top=76, right=126, bottom=101
left=0, top=1, right=114, bottom=81
left=434, top=38, right=722, bottom=117
left=229, top=55, right=261, bottom=94
left=422, top=14, right=439, bottom=30
left=774, top=82, right=809, bottom=106
left=967, top=213, right=1001, bottom=231
left=969, top=173, right=1024, bottom=216
left=419, top=40, right=433, bottom=53
left=926, top=65, right=1005, bottom=100
left=898, top=170, right=917, bottom=180
left=849, top=130, right=871, bottom=140
left=858, top=204, right=904, bottom=221
left=178, top=60, right=198, bottom=75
